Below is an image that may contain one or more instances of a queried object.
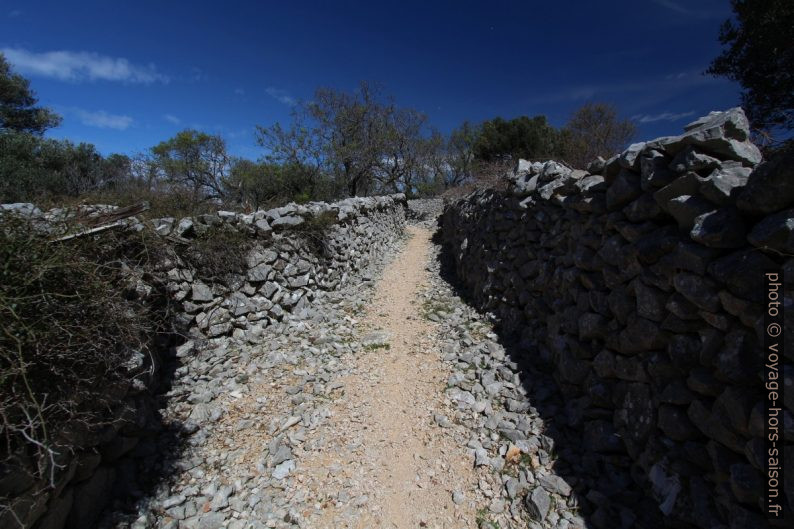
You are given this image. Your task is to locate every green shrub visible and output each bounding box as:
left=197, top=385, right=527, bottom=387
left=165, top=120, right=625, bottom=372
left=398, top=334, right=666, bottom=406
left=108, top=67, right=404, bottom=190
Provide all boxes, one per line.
left=0, top=132, right=112, bottom=203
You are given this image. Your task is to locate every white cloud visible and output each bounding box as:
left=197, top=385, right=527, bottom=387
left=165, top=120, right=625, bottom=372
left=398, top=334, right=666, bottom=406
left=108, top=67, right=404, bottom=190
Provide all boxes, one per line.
left=266, top=87, right=296, bottom=106
left=226, top=128, right=249, bottom=140
left=651, top=0, right=727, bottom=19
left=522, top=70, right=719, bottom=107
left=632, top=111, right=696, bottom=123
left=0, top=47, right=169, bottom=84
left=652, top=0, right=690, bottom=14
left=164, top=114, right=181, bottom=125
left=73, top=109, right=133, bottom=130
left=234, top=88, right=245, bottom=96
left=189, top=67, right=208, bottom=83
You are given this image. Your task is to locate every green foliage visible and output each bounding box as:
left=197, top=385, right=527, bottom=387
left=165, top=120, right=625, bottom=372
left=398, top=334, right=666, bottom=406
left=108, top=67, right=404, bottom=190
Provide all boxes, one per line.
left=444, top=121, right=480, bottom=188
left=561, top=102, right=636, bottom=168
left=310, top=82, right=386, bottom=196
left=708, top=0, right=794, bottom=134
left=375, top=107, right=440, bottom=196
left=0, top=63, right=642, bottom=208
left=0, top=132, right=117, bottom=203
left=0, top=56, right=134, bottom=205
left=413, top=174, right=445, bottom=198
left=0, top=53, right=61, bottom=135
left=151, top=130, right=230, bottom=198
left=298, top=209, right=338, bottom=232
left=439, top=159, right=513, bottom=200
left=225, top=158, right=335, bottom=209
left=473, top=115, right=564, bottom=162
left=256, top=119, right=328, bottom=192
left=447, top=104, right=635, bottom=178
left=103, top=153, right=133, bottom=185
left=476, top=508, right=501, bottom=529
left=257, top=82, right=444, bottom=198
left=0, top=131, right=61, bottom=202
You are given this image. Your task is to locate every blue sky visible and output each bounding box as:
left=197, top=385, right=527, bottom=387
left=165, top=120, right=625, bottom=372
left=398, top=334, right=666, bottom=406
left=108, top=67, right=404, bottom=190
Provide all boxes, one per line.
left=1, top=0, right=740, bottom=158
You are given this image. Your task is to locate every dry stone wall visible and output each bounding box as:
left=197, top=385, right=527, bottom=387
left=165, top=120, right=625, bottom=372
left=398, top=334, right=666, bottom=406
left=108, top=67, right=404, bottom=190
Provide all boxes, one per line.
left=440, top=108, right=793, bottom=528
left=407, top=198, right=445, bottom=227
left=1, top=194, right=406, bottom=529
left=151, top=194, right=407, bottom=344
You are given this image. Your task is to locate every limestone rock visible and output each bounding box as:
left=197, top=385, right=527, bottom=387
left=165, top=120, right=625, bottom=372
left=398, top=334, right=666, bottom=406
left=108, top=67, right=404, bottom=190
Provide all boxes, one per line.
left=672, top=272, right=720, bottom=312
left=737, top=144, right=794, bottom=214
left=584, top=420, right=623, bottom=453
left=538, top=474, right=572, bottom=497
left=641, top=149, right=677, bottom=190
left=66, top=466, right=115, bottom=529
left=271, top=215, right=304, bottom=228
left=525, top=487, right=551, bottom=521
left=666, top=195, right=714, bottom=231
left=690, top=207, right=747, bottom=248
left=658, top=405, right=700, bottom=441
left=619, top=142, right=646, bottom=170
left=669, top=146, right=721, bottom=174
left=191, top=281, right=214, bottom=302
left=587, top=156, right=606, bottom=174
left=606, top=170, right=642, bottom=210
left=698, top=163, right=751, bottom=205
left=747, top=208, right=794, bottom=253
left=174, top=217, right=195, bottom=237
left=0, top=202, right=42, bottom=217
left=652, top=107, right=762, bottom=166
left=151, top=217, right=175, bottom=236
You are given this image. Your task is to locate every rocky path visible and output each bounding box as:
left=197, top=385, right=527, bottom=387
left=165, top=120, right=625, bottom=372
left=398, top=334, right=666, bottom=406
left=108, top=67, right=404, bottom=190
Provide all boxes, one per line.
left=106, top=219, right=586, bottom=529
left=297, top=226, right=477, bottom=528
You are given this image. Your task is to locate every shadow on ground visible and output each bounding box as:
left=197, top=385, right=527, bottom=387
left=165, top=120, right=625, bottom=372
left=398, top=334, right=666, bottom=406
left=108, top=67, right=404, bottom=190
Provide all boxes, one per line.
left=432, top=229, right=670, bottom=529
left=96, top=331, right=192, bottom=529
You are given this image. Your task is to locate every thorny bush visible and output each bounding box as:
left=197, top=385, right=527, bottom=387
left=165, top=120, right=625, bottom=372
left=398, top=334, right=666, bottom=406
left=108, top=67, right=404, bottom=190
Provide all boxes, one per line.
left=289, top=209, right=339, bottom=257
left=175, top=223, right=253, bottom=285
left=0, top=213, right=162, bottom=501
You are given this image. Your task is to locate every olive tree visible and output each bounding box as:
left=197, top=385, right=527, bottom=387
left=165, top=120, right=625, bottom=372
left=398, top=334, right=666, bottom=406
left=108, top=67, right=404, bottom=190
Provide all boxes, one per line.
left=561, top=102, right=636, bottom=169
left=257, top=82, right=442, bottom=198
left=151, top=130, right=230, bottom=198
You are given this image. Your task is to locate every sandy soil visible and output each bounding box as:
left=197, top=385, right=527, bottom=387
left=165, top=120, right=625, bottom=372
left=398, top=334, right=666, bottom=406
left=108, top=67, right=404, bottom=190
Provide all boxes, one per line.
left=296, top=226, right=479, bottom=529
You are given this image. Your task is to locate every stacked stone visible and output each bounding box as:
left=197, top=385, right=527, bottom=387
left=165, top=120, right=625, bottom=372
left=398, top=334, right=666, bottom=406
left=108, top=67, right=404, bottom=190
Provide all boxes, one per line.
left=149, top=194, right=407, bottom=343
left=440, top=108, right=792, bottom=528
left=0, top=194, right=407, bottom=529
left=406, top=198, right=445, bottom=226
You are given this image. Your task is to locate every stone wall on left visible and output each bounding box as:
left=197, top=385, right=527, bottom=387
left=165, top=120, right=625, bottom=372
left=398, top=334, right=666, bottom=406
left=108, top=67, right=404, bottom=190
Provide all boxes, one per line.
left=0, top=194, right=406, bottom=529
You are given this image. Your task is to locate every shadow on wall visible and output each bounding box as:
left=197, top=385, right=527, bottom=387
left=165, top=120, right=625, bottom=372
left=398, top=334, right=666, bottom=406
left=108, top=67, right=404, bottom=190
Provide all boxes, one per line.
left=434, top=231, right=667, bottom=528
left=97, top=195, right=408, bottom=527
left=3, top=194, right=409, bottom=529
left=435, top=108, right=794, bottom=529
left=10, top=327, right=192, bottom=529
left=0, top=210, right=190, bottom=529
left=93, top=337, right=192, bottom=529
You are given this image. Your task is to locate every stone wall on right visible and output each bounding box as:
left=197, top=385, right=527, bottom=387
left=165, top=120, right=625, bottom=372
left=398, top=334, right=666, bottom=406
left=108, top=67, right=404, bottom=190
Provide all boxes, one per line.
left=440, top=108, right=793, bottom=528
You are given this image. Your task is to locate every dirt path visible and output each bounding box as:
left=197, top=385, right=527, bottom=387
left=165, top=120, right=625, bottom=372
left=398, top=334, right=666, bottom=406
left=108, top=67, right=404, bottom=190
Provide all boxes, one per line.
left=104, top=218, right=585, bottom=529
left=297, top=226, right=478, bottom=529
